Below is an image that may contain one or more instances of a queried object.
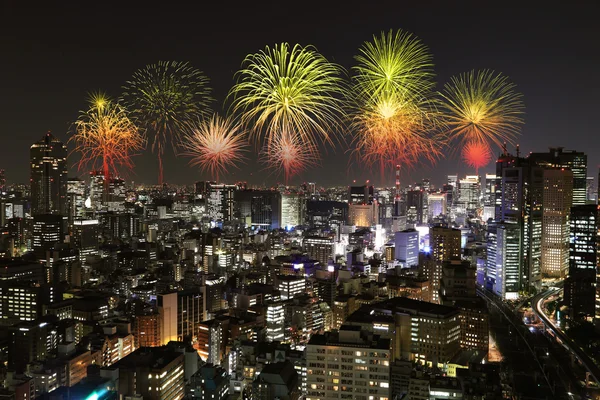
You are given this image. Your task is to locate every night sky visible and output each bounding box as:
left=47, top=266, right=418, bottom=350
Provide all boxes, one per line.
left=1, top=1, right=598, bottom=187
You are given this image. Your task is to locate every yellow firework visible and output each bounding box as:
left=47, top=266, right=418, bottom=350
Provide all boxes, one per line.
left=350, top=30, right=443, bottom=179
left=71, top=94, right=145, bottom=182
left=181, top=114, right=247, bottom=182
left=440, top=69, right=524, bottom=148
left=353, top=29, right=435, bottom=103
left=229, top=42, right=346, bottom=148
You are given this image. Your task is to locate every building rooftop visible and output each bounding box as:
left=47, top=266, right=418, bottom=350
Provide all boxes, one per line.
left=308, top=326, right=391, bottom=350
left=115, top=346, right=183, bottom=370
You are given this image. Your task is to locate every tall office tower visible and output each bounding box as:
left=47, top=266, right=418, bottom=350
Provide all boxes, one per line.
left=406, top=189, right=424, bottom=225
left=32, top=214, right=64, bottom=261
left=176, top=289, right=204, bottom=341
left=348, top=202, right=378, bottom=227
left=234, top=190, right=282, bottom=229
left=427, top=193, right=446, bottom=220
left=66, top=178, right=86, bottom=223
left=541, top=168, right=573, bottom=278
left=587, top=176, right=597, bottom=202
left=0, top=169, right=5, bottom=192
left=348, top=184, right=374, bottom=204
left=394, top=229, right=419, bottom=268
left=457, top=175, right=481, bottom=215
left=529, top=147, right=587, bottom=206
left=281, top=192, right=303, bottom=228
left=447, top=174, right=458, bottom=190
left=306, top=326, right=391, bottom=400
left=207, top=183, right=237, bottom=222
left=30, top=132, right=68, bottom=216
left=487, top=222, right=522, bottom=299
left=157, top=292, right=178, bottom=345
left=304, top=235, right=334, bottom=265
left=72, top=219, right=99, bottom=261
left=483, top=174, right=497, bottom=222
left=306, top=200, right=349, bottom=230
left=442, top=184, right=454, bottom=216
left=430, top=227, right=461, bottom=303
left=8, top=321, right=53, bottom=373
left=266, top=301, right=285, bottom=342
left=494, top=150, right=544, bottom=291
left=88, top=171, right=126, bottom=209
left=485, top=223, right=498, bottom=291
left=565, top=204, right=597, bottom=318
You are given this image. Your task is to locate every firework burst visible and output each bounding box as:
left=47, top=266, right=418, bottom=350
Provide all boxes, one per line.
left=462, top=140, right=492, bottom=174
left=351, top=30, right=443, bottom=180
left=71, top=93, right=145, bottom=184
left=229, top=42, right=346, bottom=149
left=122, top=61, right=212, bottom=185
left=353, top=29, right=435, bottom=102
left=181, top=114, right=247, bottom=182
left=262, top=132, right=318, bottom=184
left=440, top=69, right=524, bottom=149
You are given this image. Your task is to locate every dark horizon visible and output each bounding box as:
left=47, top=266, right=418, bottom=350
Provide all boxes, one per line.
left=1, top=1, right=598, bottom=187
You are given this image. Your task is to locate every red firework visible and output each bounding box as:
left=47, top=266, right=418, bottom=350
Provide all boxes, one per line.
left=262, top=132, right=318, bottom=184
left=462, top=140, right=492, bottom=173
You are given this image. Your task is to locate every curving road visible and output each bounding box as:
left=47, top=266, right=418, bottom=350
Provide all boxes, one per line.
left=531, top=284, right=600, bottom=386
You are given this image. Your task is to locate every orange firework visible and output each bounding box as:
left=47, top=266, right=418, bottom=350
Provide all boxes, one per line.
left=181, top=114, right=247, bottom=182
left=262, top=132, right=318, bottom=184
left=353, top=91, right=443, bottom=179
left=462, top=140, right=492, bottom=174
left=71, top=94, right=145, bottom=185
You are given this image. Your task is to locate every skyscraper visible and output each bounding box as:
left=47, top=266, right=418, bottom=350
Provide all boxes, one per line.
left=494, top=222, right=522, bottom=299
left=427, top=193, right=446, bottom=220
left=66, top=178, right=86, bottom=223
left=541, top=168, right=573, bottom=278
left=32, top=214, right=64, bottom=261
left=457, top=175, right=481, bottom=215
left=406, top=189, right=424, bottom=225
left=207, top=183, right=237, bottom=222
left=0, top=169, right=6, bottom=192
left=394, top=229, right=419, bottom=268
left=30, top=132, right=68, bottom=216
left=529, top=147, right=587, bottom=206
left=281, top=192, right=303, bottom=228
left=492, top=150, right=544, bottom=291
left=565, top=204, right=597, bottom=318
left=348, top=184, right=374, bottom=204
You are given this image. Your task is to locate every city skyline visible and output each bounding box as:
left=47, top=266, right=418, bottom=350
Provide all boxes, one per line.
left=1, top=2, right=598, bottom=186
